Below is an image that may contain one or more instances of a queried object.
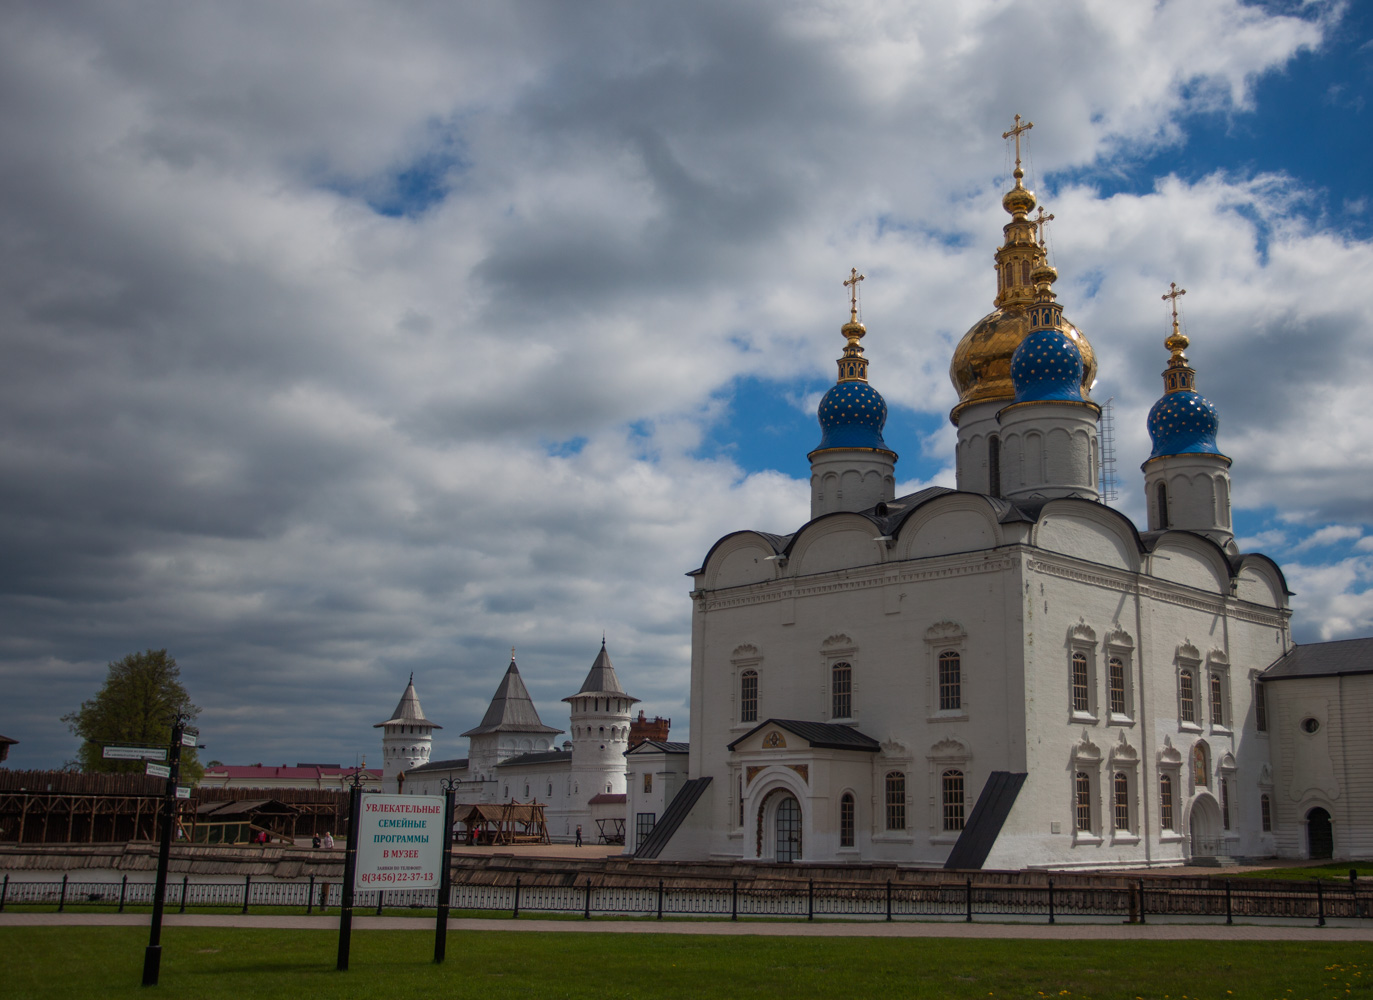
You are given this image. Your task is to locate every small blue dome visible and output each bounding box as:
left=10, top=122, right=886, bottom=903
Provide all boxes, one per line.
left=1147, top=390, right=1221, bottom=459
left=1011, top=328, right=1084, bottom=403
left=813, top=380, right=890, bottom=452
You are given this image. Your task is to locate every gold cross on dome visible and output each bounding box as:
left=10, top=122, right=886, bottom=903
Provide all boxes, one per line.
left=1162, top=282, right=1187, bottom=324
left=843, top=267, right=865, bottom=322
left=1002, top=114, right=1034, bottom=171
left=1034, top=206, right=1055, bottom=249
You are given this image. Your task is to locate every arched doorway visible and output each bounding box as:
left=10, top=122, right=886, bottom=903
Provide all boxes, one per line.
left=775, top=795, right=802, bottom=862
left=1189, top=794, right=1222, bottom=860
left=1307, top=807, right=1333, bottom=859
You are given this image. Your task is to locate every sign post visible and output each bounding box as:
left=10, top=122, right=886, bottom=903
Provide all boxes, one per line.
left=336, top=772, right=362, bottom=972
left=337, top=786, right=446, bottom=972
left=141, top=718, right=198, bottom=987
left=434, top=779, right=457, bottom=963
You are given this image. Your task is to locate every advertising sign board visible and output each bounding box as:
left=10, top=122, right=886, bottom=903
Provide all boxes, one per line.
left=175, top=786, right=191, bottom=799
left=102, top=745, right=168, bottom=761
left=145, top=762, right=171, bottom=779
left=353, top=794, right=445, bottom=890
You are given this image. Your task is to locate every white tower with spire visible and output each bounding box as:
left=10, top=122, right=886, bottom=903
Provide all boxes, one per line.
left=563, top=641, right=638, bottom=835
left=461, top=654, right=564, bottom=787
left=374, top=674, right=440, bottom=794
left=807, top=269, right=897, bottom=519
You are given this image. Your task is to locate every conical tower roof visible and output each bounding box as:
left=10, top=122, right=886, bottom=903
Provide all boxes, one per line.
left=374, top=674, right=441, bottom=729
left=461, top=659, right=563, bottom=737
left=564, top=640, right=640, bottom=702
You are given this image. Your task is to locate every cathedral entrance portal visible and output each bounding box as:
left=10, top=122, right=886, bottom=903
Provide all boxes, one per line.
left=775, top=795, right=802, bottom=862
left=1307, top=807, right=1333, bottom=859
left=1188, top=795, right=1222, bottom=861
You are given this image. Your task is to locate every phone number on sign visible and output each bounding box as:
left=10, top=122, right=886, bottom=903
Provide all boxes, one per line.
left=359, top=871, right=435, bottom=884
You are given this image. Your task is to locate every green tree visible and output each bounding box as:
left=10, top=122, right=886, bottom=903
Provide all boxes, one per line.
left=62, top=649, right=202, bottom=783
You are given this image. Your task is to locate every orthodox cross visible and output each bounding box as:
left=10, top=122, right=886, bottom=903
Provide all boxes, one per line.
left=510, top=645, right=516, bottom=661
left=1002, top=114, right=1034, bottom=171
left=843, top=267, right=865, bottom=322
left=1034, top=206, right=1055, bottom=249
left=1162, top=282, right=1186, bottom=324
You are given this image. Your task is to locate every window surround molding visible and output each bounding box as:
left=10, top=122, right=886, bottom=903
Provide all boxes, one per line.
left=925, top=621, right=968, bottom=722
left=1104, top=627, right=1136, bottom=727
left=731, top=644, right=762, bottom=730
left=822, top=634, right=859, bottom=724
left=926, top=737, right=972, bottom=845
left=1070, top=732, right=1103, bottom=845
left=1067, top=622, right=1099, bottom=724
left=1157, top=737, right=1184, bottom=842
left=1107, top=733, right=1140, bottom=845
left=1207, top=650, right=1232, bottom=735
left=1176, top=642, right=1203, bottom=732
left=871, top=739, right=913, bottom=844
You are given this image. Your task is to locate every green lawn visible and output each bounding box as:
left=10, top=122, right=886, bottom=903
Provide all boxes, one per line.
left=1, top=927, right=1369, bottom=1000
left=1229, top=864, right=1369, bottom=882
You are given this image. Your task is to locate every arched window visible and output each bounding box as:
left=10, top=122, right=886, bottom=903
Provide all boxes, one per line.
left=1261, top=793, right=1272, bottom=832
left=1108, top=657, right=1126, bottom=715
left=1074, top=771, right=1093, bottom=832
left=1021, top=260, right=1031, bottom=285
left=831, top=662, right=852, bottom=719
left=1180, top=669, right=1196, bottom=723
left=939, top=651, right=961, bottom=711
left=1113, top=772, right=1130, bottom=831
left=740, top=670, right=758, bottom=723
left=1220, top=778, right=1231, bottom=830
left=942, top=770, right=965, bottom=831
left=1071, top=651, right=1090, bottom=712
left=1210, top=671, right=1225, bottom=726
left=885, top=772, right=906, bottom=831
left=1160, top=774, right=1174, bottom=831
left=988, top=435, right=1001, bottom=496
left=1157, top=480, right=1169, bottom=529
left=840, top=793, right=855, bottom=847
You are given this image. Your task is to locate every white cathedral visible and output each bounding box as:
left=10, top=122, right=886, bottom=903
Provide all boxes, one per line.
left=622, top=143, right=1373, bottom=869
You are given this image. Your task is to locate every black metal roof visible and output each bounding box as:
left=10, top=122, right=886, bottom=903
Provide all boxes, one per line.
left=496, top=749, right=572, bottom=768
left=626, top=740, right=690, bottom=755
left=633, top=776, right=712, bottom=859
left=726, top=719, right=881, bottom=752
left=408, top=757, right=469, bottom=773
left=943, top=771, right=1027, bottom=870
left=461, top=660, right=563, bottom=737
left=1262, top=637, right=1373, bottom=681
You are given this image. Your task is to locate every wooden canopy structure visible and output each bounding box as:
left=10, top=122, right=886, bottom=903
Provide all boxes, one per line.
left=190, top=799, right=300, bottom=845
left=456, top=801, right=550, bottom=845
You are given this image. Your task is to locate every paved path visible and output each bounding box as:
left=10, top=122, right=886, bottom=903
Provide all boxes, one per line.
left=3, top=911, right=1370, bottom=940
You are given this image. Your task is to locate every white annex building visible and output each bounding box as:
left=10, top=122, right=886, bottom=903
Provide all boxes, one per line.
left=625, top=138, right=1373, bottom=868
left=378, top=644, right=639, bottom=842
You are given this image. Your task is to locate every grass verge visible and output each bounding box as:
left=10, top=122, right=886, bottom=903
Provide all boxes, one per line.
left=2, top=927, right=1370, bottom=1000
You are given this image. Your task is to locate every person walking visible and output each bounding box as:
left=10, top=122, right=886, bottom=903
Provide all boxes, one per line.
left=322, top=830, right=335, bottom=850
left=575, top=824, right=583, bottom=847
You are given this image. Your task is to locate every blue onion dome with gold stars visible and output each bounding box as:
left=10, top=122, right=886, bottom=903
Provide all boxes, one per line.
left=1147, top=306, right=1224, bottom=460
left=1011, top=262, right=1084, bottom=402
left=810, top=272, right=895, bottom=457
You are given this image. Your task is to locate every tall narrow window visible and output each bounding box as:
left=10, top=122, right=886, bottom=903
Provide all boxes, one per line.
left=840, top=793, right=855, bottom=847
left=1157, top=481, right=1170, bottom=529
left=1075, top=772, right=1093, bottom=832
left=831, top=662, right=852, bottom=719
left=988, top=435, right=1001, bottom=496
left=740, top=670, right=758, bottom=723
left=1071, top=651, right=1090, bottom=712
left=942, top=770, right=965, bottom=831
left=1113, top=772, right=1130, bottom=831
left=1108, top=657, right=1126, bottom=715
left=885, top=772, right=906, bottom=831
left=1180, top=669, right=1196, bottom=723
left=738, top=776, right=744, bottom=826
left=939, top=651, right=962, bottom=711
left=1160, top=774, right=1174, bottom=831
left=1221, top=778, right=1231, bottom=830
left=1261, top=793, right=1272, bottom=832
left=1255, top=682, right=1268, bottom=732
left=1210, top=672, right=1225, bottom=726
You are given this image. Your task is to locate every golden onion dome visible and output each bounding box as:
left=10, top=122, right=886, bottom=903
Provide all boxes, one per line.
left=948, top=141, right=1096, bottom=423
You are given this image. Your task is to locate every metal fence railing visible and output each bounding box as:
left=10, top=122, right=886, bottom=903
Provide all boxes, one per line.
left=1, top=872, right=1367, bottom=926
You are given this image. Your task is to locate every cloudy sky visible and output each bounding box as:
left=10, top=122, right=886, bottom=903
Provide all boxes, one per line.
left=3, top=0, right=1371, bottom=770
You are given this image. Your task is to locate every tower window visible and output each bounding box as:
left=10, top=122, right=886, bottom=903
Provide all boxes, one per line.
left=988, top=435, right=1001, bottom=497
left=740, top=670, right=758, bottom=723
left=831, top=662, right=852, bottom=719
left=1157, top=481, right=1170, bottom=529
